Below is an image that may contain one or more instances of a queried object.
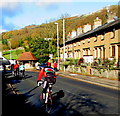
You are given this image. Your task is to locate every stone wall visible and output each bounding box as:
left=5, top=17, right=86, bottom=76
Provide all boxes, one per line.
left=60, top=65, right=120, bottom=80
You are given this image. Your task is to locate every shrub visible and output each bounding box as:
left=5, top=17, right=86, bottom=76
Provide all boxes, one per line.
left=66, top=58, right=79, bottom=66
left=61, top=61, right=70, bottom=66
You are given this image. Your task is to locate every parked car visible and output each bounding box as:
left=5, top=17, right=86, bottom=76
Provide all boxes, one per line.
left=0, top=57, right=12, bottom=75
left=36, top=64, right=40, bottom=70
left=0, top=65, right=3, bottom=71
left=36, top=63, right=47, bottom=70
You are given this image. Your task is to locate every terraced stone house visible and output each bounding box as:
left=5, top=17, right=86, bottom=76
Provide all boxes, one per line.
left=60, top=17, right=120, bottom=64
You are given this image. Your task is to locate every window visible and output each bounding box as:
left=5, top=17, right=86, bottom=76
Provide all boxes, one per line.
left=118, top=45, right=120, bottom=58
left=112, top=46, right=115, bottom=57
left=86, top=49, right=88, bottom=55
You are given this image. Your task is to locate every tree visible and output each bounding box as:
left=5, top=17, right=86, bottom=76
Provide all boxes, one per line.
left=2, top=39, right=8, bottom=46
left=16, top=49, right=24, bottom=56
left=28, top=37, right=50, bottom=63
left=10, top=39, right=19, bottom=49
left=48, top=39, right=57, bottom=57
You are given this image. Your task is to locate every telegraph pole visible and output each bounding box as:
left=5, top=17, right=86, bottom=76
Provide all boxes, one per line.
left=55, top=22, right=60, bottom=70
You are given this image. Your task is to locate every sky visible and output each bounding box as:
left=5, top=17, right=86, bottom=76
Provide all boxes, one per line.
left=0, top=0, right=119, bottom=33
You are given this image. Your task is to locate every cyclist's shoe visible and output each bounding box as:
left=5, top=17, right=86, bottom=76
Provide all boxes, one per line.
left=45, top=99, right=48, bottom=104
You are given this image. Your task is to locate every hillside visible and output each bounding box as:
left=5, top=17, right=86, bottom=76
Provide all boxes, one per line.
left=2, top=5, right=119, bottom=48
left=1, top=5, right=119, bottom=62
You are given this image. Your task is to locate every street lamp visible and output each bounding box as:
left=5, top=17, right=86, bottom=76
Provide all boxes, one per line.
left=9, top=41, right=12, bottom=60
left=62, top=18, right=66, bottom=72
left=63, top=18, right=65, bottom=62
left=55, top=22, right=60, bottom=70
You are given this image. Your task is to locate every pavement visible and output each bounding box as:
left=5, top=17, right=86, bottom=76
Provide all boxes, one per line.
left=57, top=70, right=120, bottom=90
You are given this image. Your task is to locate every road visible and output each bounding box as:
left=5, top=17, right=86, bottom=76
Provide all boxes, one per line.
left=4, top=71, right=120, bottom=115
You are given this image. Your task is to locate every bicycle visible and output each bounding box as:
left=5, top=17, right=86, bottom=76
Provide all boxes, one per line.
left=13, top=68, right=19, bottom=77
left=38, top=80, right=53, bottom=114
left=19, top=70, right=25, bottom=78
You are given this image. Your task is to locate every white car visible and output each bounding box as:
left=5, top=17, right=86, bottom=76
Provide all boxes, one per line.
left=36, top=64, right=40, bottom=70
left=0, top=65, right=3, bottom=71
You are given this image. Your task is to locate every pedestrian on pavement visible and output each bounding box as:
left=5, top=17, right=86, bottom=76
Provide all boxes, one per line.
left=47, top=62, right=51, bottom=67
left=53, top=61, right=57, bottom=71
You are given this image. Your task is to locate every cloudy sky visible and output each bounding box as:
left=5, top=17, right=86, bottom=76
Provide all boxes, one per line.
left=0, top=0, right=119, bottom=33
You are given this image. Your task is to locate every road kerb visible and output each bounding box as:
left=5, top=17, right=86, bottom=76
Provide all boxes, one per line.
left=58, top=74, right=119, bottom=91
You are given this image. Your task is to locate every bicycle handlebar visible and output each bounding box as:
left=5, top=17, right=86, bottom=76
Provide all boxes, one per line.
left=37, top=80, right=44, bottom=86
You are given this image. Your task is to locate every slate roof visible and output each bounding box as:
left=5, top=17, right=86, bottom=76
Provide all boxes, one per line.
left=65, top=18, right=120, bottom=45
left=16, top=52, right=38, bottom=61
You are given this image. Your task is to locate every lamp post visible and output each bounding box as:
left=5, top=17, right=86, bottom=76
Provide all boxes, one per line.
left=63, top=18, right=65, bottom=61
left=55, top=22, right=60, bottom=70
left=63, top=18, right=66, bottom=71
left=9, top=41, right=12, bottom=60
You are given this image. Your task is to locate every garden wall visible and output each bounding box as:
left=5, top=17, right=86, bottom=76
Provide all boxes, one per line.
left=60, top=65, right=120, bottom=80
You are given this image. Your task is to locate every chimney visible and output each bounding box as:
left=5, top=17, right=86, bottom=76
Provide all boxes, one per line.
left=106, top=7, right=116, bottom=23
left=83, top=24, right=91, bottom=33
left=77, top=26, right=83, bottom=35
left=93, top=17, right=102, bottom=29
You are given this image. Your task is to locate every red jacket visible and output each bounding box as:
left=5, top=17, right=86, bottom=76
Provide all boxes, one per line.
left=37, top=68, right=56, bottom=81
left=53, top=62, right=57, bottom=68
left=47, top=62, right=51, bottom=67
left=14, top=64, right=19, bottom=70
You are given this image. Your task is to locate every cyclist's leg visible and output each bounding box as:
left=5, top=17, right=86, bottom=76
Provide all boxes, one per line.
left=23, top=70, right=25, bottom=77
left=20, top=70, right=23, bottom=76
left=16, top=68, right=18, bottom=76
left=14, top=69, right=16, bottom=76
left=20, top=70, right=22, bottom=76
left=17, top=68, right=19, bottom=75
left=42, top=80, right=47, bottom=100
left=12, top=69, right=14, bottom=75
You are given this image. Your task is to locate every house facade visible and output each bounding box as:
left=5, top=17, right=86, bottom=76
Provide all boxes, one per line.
left=60, top=17, right=120, bottom=64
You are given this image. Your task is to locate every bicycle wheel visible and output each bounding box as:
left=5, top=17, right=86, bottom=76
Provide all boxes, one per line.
left=45, top=93, right=52, bottom=113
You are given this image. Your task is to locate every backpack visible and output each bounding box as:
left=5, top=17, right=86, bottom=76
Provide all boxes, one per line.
left=45, top=72, right=56, bottom=84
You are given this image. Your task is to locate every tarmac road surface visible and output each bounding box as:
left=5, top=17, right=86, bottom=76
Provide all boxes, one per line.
left=2, top=71, right=120, bottom=115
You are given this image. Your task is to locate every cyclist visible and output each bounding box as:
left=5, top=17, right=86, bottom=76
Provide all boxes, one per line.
left=37, top=66, right=56, bottom=102
left=19, top=62, right=25, bottom=77
left=13, top=61, right=19, bottom=76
